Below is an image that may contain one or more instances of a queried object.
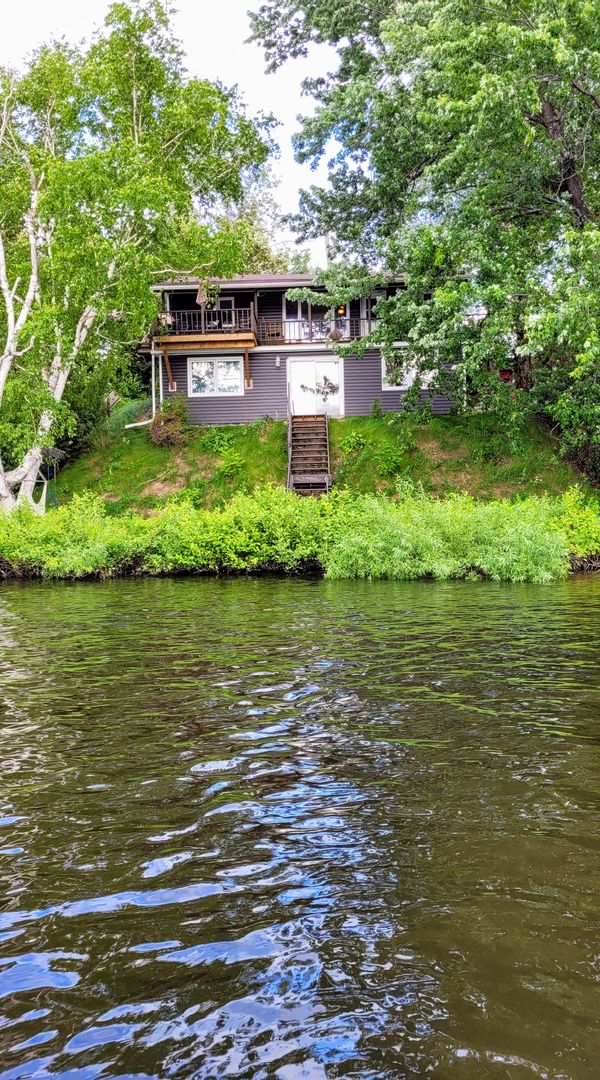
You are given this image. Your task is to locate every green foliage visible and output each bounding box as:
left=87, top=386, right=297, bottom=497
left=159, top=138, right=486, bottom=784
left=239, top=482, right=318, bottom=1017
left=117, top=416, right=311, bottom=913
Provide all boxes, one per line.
left=250, top=0, right=600, bottom=478
left=106, top=398, right=151, bottom=435
left=197, top=428, right=235, bottom=454
left=340, top=430, right=366, bottom=454
left=554, top=487, right=600, bottom=558
left=324, top=492, right=569, bottom=584
left=149, top=395, right=191, bottom=447
left=0, top=486, right=577, bottom=583
left=374, top=445, right=407, bottom=479
left=370, top=397, right=383, bottom=420
left=0, top=0, right=273, bottom=502
left=215, top=450, right=244, bottom=480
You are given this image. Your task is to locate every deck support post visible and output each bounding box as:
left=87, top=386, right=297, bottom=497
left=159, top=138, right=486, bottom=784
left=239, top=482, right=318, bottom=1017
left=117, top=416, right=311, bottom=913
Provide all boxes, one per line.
left=162, top=350, right=175, bottom=392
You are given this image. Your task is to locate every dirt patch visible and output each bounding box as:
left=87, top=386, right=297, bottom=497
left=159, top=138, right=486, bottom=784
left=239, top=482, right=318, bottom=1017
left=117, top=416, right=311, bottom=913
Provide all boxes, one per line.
left=488, top=482, right=519, bottom=499
left=185, top=452, right=215, bottom=479
left=416, top=437, right=466, bottom=461
left=102, top=492, right=120, bottom=502
left=427, top=467, right=476, bottom=492
left=139, top=452, right=214, bottom=498
left=139, top=476, right=186, bottom=498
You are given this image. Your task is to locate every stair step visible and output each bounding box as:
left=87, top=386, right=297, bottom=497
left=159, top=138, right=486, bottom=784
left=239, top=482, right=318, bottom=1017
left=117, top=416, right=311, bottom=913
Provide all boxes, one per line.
left=289, top=415, right=330, bottom=496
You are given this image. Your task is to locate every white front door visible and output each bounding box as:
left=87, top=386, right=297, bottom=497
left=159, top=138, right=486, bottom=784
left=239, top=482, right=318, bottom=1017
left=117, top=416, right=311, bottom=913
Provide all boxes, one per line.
left=289, top=358, right=342, bottom=416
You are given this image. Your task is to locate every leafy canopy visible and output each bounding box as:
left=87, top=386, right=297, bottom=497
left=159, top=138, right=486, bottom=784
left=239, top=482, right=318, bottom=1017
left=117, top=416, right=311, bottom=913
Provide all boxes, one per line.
left=251, top=0, right=600, bottom=473
left=0, top=0, right=273, bottom=506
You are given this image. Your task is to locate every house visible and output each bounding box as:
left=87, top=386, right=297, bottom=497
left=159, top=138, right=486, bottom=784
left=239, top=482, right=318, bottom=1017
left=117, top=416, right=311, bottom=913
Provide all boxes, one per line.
left=149, top=274, right=454, bottom=423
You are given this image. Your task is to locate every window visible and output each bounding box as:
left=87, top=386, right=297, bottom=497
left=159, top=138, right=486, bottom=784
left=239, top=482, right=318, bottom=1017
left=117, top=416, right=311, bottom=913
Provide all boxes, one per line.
left=382, top=353, right=416, bottom=391
left=189, top=357, right=244, bottom=396
left=382, top=354, right=434, bottom=391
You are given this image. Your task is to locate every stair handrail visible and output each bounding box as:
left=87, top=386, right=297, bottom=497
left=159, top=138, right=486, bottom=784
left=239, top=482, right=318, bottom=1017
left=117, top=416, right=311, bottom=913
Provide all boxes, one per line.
left=325, top=414, right=331, bottom=490
left=286, top=381, right=293, bottom=490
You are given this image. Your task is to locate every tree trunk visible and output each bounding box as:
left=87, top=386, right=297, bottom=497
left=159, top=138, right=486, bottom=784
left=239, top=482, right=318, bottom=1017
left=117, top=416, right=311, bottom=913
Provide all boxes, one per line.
left=540, top=99, right=594, bottom=226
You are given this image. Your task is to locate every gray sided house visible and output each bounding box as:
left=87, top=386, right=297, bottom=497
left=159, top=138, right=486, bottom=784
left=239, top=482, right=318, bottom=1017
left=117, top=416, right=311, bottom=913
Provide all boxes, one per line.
left=149, top=274, right=453, bottom=423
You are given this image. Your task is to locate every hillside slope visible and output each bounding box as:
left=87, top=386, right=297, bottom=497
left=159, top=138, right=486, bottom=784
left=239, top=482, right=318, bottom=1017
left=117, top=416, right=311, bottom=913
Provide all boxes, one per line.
left=54, top=405, right=589, bottom=514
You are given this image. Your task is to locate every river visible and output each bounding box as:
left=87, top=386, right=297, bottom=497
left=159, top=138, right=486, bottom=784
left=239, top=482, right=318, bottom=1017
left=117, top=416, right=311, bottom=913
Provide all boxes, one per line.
left=1, top=576, right=599, bottom=1078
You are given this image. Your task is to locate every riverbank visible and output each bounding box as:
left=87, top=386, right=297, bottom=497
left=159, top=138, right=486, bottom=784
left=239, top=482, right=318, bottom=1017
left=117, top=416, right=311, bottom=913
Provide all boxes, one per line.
left=54, top=407, right=590, bottom=513
left=2, top=485, right=599, bottom=583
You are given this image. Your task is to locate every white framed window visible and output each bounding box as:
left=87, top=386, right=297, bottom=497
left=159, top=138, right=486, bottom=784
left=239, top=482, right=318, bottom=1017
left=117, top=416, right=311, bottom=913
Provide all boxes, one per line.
left=188, top=356, right=244, bottom=396
left=382, top=352, right=416, bottom=391
left=382, top=353, right=434, bottom=391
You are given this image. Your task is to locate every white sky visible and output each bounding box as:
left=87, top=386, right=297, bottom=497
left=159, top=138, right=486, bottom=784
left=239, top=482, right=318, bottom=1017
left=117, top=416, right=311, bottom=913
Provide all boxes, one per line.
left=0, top=0, right=332, bottom=263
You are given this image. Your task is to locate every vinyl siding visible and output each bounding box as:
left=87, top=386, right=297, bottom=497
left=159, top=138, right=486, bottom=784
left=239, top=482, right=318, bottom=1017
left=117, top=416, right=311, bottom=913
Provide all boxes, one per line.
left=161, top=352, right=287, bottom=424
left=343, top=352, right=454, bottom=416
left=160, top=347, right=453, bottom=424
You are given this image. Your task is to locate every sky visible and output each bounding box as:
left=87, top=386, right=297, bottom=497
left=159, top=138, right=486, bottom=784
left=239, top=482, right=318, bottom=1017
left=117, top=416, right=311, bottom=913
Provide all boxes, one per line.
left=0, top=0, right=333, bottom=262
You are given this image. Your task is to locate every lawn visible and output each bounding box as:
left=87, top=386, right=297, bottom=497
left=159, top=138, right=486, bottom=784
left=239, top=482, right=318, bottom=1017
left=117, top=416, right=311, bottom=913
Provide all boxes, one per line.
left=54, top=402, right=590, bottom=514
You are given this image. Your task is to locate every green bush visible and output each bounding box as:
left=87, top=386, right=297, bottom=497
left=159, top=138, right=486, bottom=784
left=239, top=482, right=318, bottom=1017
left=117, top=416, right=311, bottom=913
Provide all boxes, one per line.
left=340, top=430, right=367, bottom=454
left=216, top=450, right=244, bottom=480
left=375, top=446, right=407, bottom=478
left=324, top=492, right=568, bottom=583
left=553, top=486, right=600, bottom=557
left=0, top=486, right=577, bottom=583
left=197, top=427, right=234, bottom=453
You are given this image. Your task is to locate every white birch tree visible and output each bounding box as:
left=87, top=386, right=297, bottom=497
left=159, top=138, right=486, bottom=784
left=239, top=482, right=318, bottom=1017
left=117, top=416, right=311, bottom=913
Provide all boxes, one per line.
left=0, top=0, right=270, bottom=512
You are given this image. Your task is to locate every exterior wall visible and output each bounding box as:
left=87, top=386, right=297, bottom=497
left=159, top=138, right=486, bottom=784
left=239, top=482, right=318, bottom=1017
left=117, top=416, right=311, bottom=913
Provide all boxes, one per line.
left=256, top=290, right=285, bottom=320
left=343, top=352, right=454, bottom=416
left=161, top=351, right=288, bottom=424
left=161, top=347, right=453, bottom=423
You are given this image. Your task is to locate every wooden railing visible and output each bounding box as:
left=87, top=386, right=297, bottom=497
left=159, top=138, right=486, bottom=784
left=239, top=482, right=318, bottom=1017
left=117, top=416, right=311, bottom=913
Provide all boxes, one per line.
left=154, top=309, right=376, bottom=343
left=257, top=316, right=374, bottom=344
left=156, top=308, right=255, bottom=335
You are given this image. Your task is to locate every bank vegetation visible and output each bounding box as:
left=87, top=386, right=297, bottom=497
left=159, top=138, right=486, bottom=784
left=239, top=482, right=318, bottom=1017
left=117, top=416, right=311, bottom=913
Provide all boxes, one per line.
left=1, top=485, right=599, bottom=584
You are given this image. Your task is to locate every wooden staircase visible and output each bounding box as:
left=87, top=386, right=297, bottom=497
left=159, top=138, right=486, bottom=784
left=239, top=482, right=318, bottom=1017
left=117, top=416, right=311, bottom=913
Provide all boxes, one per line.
left=288, top=415, right=332, bottom=497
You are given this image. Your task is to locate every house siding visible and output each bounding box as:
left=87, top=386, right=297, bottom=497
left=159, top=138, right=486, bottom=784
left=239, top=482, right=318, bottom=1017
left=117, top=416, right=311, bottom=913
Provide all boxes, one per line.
left=343, top=352, right=454, bottom=416
left=160, top=347, right=453, bottom=423
left=161, top=352, right=288, bottom=424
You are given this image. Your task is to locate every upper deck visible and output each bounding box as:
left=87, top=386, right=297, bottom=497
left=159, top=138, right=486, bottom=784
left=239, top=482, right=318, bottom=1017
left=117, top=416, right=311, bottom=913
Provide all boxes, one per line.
left=151, top=273, right=402, bottom=350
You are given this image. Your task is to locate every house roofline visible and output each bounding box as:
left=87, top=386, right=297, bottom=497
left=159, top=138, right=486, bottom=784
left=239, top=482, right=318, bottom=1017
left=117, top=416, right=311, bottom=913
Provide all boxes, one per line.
left=151, top=272, right=406, bottom=293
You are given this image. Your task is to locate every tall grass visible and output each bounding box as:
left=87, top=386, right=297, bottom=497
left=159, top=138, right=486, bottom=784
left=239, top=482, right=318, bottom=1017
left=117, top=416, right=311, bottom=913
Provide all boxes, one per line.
left=0, top=487, right=579, bottom=583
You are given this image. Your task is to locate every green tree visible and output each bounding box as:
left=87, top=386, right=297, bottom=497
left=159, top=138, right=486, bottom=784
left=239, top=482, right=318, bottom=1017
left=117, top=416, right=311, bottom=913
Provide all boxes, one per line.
left=0, top=0, right=271, bottom=512
left=251, top=0, right=600, bottom=472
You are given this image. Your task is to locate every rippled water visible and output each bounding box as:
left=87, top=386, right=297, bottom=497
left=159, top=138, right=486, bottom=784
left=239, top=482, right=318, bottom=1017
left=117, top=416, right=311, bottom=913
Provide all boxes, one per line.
left=1, top=576, right=600, bottom=1078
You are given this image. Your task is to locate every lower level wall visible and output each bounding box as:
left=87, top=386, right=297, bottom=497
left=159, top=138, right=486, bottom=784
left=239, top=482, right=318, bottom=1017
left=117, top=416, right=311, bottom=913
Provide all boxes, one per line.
left=343, top=352, right=454, bottom=416
left=160, top=348, right=454, bottom=423
left=161, top=352, right=288, bottom=424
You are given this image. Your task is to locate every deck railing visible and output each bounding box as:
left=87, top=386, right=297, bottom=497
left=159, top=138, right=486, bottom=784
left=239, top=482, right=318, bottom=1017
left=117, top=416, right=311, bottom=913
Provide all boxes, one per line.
left=257, top=316, right=373, bottom=344
left=156, top=308, right=255, bottom=335
left=155, top=309, right=376, bottom=344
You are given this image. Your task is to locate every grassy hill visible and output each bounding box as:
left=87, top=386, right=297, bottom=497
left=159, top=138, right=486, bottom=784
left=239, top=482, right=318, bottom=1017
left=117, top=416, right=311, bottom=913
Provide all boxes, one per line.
left=53, top=402, right=590, bottom=514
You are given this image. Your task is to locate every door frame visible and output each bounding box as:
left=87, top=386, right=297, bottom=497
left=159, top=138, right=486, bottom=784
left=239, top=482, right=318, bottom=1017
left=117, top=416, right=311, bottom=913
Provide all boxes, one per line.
left=287, top=354, right=345, bottom=417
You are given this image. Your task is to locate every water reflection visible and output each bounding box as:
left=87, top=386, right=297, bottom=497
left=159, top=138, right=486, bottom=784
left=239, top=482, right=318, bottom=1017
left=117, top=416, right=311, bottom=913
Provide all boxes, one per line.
left=1, top=576, right=600, bottom=1077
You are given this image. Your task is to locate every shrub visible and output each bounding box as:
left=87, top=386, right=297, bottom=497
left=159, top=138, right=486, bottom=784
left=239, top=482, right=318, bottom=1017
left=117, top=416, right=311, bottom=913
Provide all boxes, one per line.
left=324, top=492, right=568, bottom=583
left=149, top=395, right=190, bottom=446
left=340, top=430, right=366, bottom=454
left=0, top=486, right=572, bottom=583
left=370, top=397, right=383, bottom=419
left=216, top=450, right=244, bottom=480
left=375, top=446, right=407, bottom=478
left=197, top=427, right=234, bottom=453
left=553, top=486, right=600, bottom=557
